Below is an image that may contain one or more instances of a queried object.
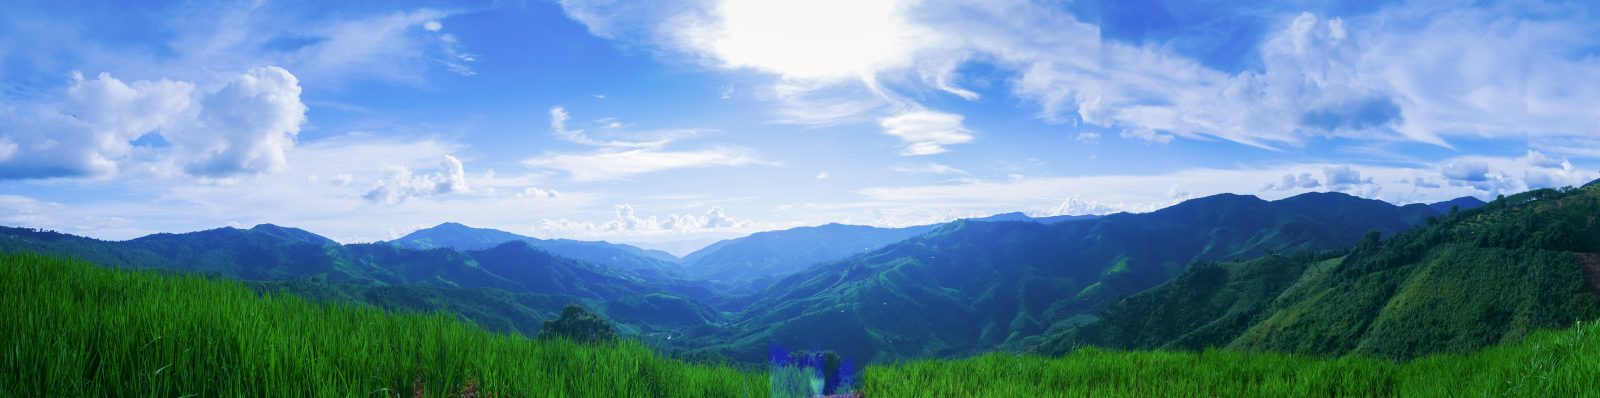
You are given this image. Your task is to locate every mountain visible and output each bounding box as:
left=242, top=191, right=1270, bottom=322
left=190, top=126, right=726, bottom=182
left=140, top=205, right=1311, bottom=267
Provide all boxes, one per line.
left=0, top=224, right=722, bottom=341
left=679, top=223, right=938, bottom=288
left=1427, top=196, right=1488, bottom=214
left=389, top=222, right=680, bottom=275
left=1043, top=184, right=1600, bottom=359
left=966, top=212, right=1101, bottom=224
left=248, top=223, right=339, bottom=246
left=690, top=192, right=1439, bottom=363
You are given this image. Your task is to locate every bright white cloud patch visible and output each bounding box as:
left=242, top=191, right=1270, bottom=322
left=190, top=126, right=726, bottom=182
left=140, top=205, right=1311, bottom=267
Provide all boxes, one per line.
left=878, top=110, right=974, bottom=156
left=519, top=187, right=561, bottom=199
left=525, top=147, right=765, bottom=181
left=537, top=204, right=753, bottom=236
left=528, top=106, right=768, bottom=181
left=684, top=0, right=929, bottom=80
left=362, top=155, right=470, bottom=204
left=563, top=1, right=1600, bottom=151
left=1266, top=173, right=1322, bottom=191
left=0, top=67, right=305, bottom=180
left=171, top=66, right=308, bottom=177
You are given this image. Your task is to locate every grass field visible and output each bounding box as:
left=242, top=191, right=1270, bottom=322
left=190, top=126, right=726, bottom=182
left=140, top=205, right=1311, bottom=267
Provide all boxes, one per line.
left=864, top=320, right=1600, bottom=397
left=5, top=251, right=1599, bottom=397
left=0, top=252, right=765, bottom=397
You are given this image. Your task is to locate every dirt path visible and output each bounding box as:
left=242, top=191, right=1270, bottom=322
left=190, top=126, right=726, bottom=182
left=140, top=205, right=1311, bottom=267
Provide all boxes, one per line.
left=1576, top=253, right=1600, bottom=298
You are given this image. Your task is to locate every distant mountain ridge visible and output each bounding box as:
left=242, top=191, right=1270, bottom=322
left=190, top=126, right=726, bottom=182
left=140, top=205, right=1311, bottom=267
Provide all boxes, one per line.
left=0, top=224, right=723, bottom=344
left=679, top=223, right=939, bottom=290
left=679, top=212, right=1104, bottom=290
left=388, top=222, right=682, bottom=276
left=1427, top=196, right=1488, bottom=214
left=690, top=191, right=1447, bottom=363
left=965, top=212, right=1101, bottom=224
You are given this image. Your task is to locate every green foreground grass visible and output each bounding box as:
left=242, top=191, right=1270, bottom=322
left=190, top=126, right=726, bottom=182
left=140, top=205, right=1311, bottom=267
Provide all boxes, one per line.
left=5, top=251, right=1600, bottom=397
left=0, top=252, right=764, bottom=397
left=866, top=321, right=1600, bottom=397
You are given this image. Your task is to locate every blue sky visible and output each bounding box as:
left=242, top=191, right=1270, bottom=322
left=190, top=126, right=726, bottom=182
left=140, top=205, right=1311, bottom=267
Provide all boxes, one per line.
left=2, top=0, right=1598, bottom=254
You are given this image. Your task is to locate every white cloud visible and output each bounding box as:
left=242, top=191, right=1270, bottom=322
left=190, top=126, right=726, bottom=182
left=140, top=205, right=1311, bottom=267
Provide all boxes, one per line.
left=1119, top=128, right=1175, bottom=145
left=529, top=106, right=769, bottom=181
left=679, top=0, right=931, bottom=80
left=0, top=67, right=305, bottom=180
left=423, top=20, right=442, bottom=32
left=890, top=162, right=969, bottom=176
left=1442, top=160, right=1491, bottom=182
left=877, top=110, right=974, bottom=156
left=547, top=106, right=666, bottom=148
left=1524, top=150, right=1567, bottom=169
left=524, top=147, right=766, bottom=181
left=1034, top=196, right=1162, bottom=217
left=362, top=155, right=470, bottom=204
left=823, top=154, right=1595, bottom=227
left=816, top=171, right=829, bottom=180
left=1074, top=132, right=1100, bottom=143
left=1266, top=173, right=1321, bottom=191
left=561, top=1, right=1600, bottom=151
left=519, top=187, right=562, bottom=199
left=536, top=204, right=753, bottom=236
left=0, top=138, right=15, bottom=161
left=169, top=66, right=308, bottom=178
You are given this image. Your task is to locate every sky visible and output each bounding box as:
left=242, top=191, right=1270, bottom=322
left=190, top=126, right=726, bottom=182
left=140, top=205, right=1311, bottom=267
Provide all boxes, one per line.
left=2, top=0, right=1598, bottom=254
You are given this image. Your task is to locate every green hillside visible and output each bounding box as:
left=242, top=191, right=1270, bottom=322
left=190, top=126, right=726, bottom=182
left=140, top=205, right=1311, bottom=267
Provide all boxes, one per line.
left=8, top=250, right=1598, bottom=396
left=1044, top=185, right=1600, bottom=359
left=0, top=252, right=762, bottom=397
left=681, top=223, right=937, bottom=291
left=697, top=192, right=1439, bottom=363
left=0, top=226, right=725, bottom=347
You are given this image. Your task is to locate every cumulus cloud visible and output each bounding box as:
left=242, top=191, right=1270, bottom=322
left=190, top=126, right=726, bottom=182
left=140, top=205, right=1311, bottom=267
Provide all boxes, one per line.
left=1442, top=160, right=1491, bottom=182
left=877, top=110, right=974, bottom=156
left=169, top=66, right=308, bottom=177
left=1034, top=196, right=1162, bottom=217
left=1265, top=173, right=1321, bottom=191
left=1524, top=150, right=1567, bottom=169
left=0, top=67, right=306, bottom=180
left=1074, top=132, right=1100, bottom=143
left=362, top=155, right=469, bottom=204
left=1323, top=165, right=1379, bottom=196
left=537, top=205, right=752, bottom=236
left=518, top=187, right=561, bottom=199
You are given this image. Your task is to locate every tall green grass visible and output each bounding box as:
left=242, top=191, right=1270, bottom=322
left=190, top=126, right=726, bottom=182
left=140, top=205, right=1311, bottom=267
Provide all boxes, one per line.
left=0, top=252, right=766, bottom=397
left=864, top=320, right=1600, bottom=396
left=9, top=250, right=1599, bottom=397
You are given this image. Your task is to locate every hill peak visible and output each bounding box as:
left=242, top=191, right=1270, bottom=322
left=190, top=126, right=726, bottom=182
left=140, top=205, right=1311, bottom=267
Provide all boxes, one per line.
left=248, top=224, right=337, bottom=245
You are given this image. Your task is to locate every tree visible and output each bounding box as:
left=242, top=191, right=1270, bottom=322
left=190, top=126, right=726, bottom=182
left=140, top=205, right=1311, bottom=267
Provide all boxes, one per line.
left=537, top=305, right=617, bottom=344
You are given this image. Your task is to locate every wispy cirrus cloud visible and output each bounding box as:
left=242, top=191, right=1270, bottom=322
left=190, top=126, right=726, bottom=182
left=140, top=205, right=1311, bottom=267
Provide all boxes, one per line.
left=559, top=0, right=1600, bottom=154
left=525, top=106, right=772, bottom=181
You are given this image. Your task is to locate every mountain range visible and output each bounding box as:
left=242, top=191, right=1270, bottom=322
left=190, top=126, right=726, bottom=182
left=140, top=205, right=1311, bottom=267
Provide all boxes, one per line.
left=0, top=191, right=1519, bottom=364
left=686, top=192, right=1477, bottom=362
left=1041, top=186, right=1599, bottom=359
